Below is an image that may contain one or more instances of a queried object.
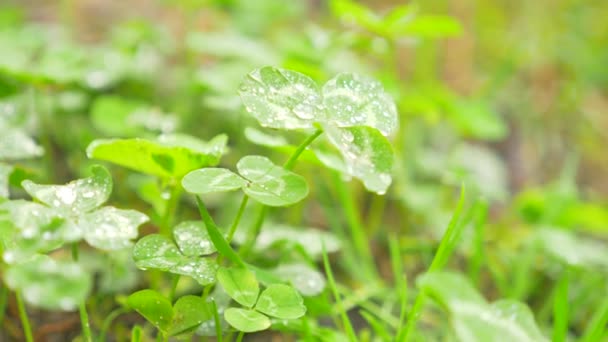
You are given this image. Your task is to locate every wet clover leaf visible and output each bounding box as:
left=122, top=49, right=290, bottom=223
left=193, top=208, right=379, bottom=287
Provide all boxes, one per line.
left=133, top=224, right=218, bottom=285
left=4, top=254, right=91, bottom=311
left=86, top=133, right=227, bottom=179
left=22, top=165, right=112, bottom=215
left=273, top=263, right=326, bottom=297
left=183, top=155, right=309, bottom=207
left=239, top=67, right=323, bottom=130
left=170, top=295, right=212, bottom=336
left=322, top=72, right=398, bottom=136
left=255, top=284, right=306, bottom=320
left=19, top=165, right=148, bottom=251
left=217, top=267, right=260, bottom=308
left=323, top=125, right=393, bottom=194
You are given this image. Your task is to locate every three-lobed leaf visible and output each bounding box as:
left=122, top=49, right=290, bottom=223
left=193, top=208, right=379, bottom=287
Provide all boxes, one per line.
left=183, top=155, right=309, bottom=207
left=127, top=289, right=173, bottom=333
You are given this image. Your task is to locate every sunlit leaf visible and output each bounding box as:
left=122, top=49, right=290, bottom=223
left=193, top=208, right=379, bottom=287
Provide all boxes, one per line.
left=87, top=134, right=227, bottom=178
left=182, top=168, right=247, bottom=194
left=81, top=206, right=148, bottom=250
left=239, top=66, right=323, bottom=130
left=418, top=272, right=547, bottom=342
left=323, top=72, right=398, bottom=136
left=4, top=254, right=91, bottom=311
left=237, top=155, right=309, bottom=206
left=127, top=289, right=173, bottom=332
left=322, top=125, right=393, bottom=194
left=217, top=267, right=260, bottom=308
left=256, top=284, right=306, bottom=319
left=170, top=295, right=212, bottom=336
left=224, top=308, right=270, bottom=333
left=173, top=221, right=216, bottom=256
left=22, top=165, right=112, bottom=216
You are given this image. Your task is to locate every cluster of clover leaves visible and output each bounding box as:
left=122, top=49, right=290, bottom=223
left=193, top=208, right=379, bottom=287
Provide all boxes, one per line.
left=0, top=66, right=397, bottom=339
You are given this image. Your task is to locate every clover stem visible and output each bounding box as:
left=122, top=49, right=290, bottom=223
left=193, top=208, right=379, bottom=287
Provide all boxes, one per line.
left=15, top=290, right=33, bottom=342
left=70, top=244, right=93, bottom=342
left=227, top=195, right=249, bottom=243
left=239, top=128, right=323, bottom=258
left=169, top=274, right=180, bottom=302
left=283, top=128, right=323, bottom=171
left=98, top=307, right=130, bottom=342
left=71, top=242, right=79, bottom=261
left=210, top=300, right=223, bottom=342
left=161, top=183, right=182, bottom=236
left=236, top=331, right=245, bottom=342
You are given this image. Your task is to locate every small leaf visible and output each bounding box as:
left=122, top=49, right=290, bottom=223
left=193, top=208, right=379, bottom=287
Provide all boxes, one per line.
left=173, top=221, right=216, bottom=256
left=322, top=125, right=393, bottom=194
left=237, top=155, right=309, bottom=207
left=274, top=263, right=326, bottom=296
left=224, top=308, right=271, bottom=333
left=133, top=234, right=182, bottom=271
left=4, top=254, right=91, bottom=311
left=239, top=66, right=323, bottom=130
left=0, top=130, right=43, bottom=160
left=244, top=127, right=290, bottom=148
left=255, top=284, right=306, bottom=319
left=81, top=206, right=148, bottom=250
left=323, top=72, right=398, bottom=136
left=170, top=295, right=212, bottom=336
left=182, top=168, right=247, bottom=194
left=22, top=165, right=112, bottom=216
left=535, top=228, right=608, bottom=269
left=217, top=267, right=260, bottom=308
left=86, top=134, right=227, bottom=178
left=127, top=289, right=173, bottom=333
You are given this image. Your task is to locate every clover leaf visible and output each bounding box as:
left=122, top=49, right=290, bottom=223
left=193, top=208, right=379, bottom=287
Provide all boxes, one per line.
left=4, top=254, right=91, bottom=311
left=182, top=155, right=309, bottom=207
left=127, top=290, right=212, bottom=336
left=418, top=271, right=548, bottom=342
left=16, top=165, right=148, bottom=252
left=132, top=221, right=217, bottom=285
left=239, top=67, right=396, bottom=194
left=86, top=133, right=227, bottom=179
left=217, top=266, right=306, bottom=333
left=0, top=163, right=13, bottom=198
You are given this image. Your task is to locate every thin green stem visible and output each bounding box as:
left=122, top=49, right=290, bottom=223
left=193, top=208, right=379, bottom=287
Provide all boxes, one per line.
left=284, top=128, right=323, bottom=171
left=402, top=187, right=466, bottom=341
left=211, top=300, right=223, bottom=342
left=235, top=331, right=245, bottom=342
left=322, top=245, right=357, bottom=342
left=71, top=242, right=79, bottom=261
left=161, top=184, right=181, bottom=236
left=334, top=173, right=377, bottom=280
left=131, top=325, right=142, bottom=342
left=80, top=302, right=93, bottom=342
left=553, top=268, right=570, bottom=342
left=0, top=283, right=8, bottom=325
left=581, top=294, right=608, bottom=342
left=15, top=290, right=33, bottom=342
left=98, top=307, right=130, bottom=342
left=227, top=195, right=249, bottom=242
left=169, top=275, right=180, bottom=302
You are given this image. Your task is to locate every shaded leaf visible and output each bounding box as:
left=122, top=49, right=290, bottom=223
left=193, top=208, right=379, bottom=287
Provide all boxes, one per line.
left=5, top=254, right=91, bottom=311
left=127, top=289, right=173, bottom=332
left=224, top=308, right=270, bottom=333
left=182, top=168, right=247, bottom=194
left=217, top=267, right=259, bottom=308
left=81, top=206, right=148, bottom=250
left=256, top=284, right=306, bottom=319
left=239, top=66, right=323, bottom=130
left=22, top=165, right=112, bottom=216
left=237, top=155, right=309, bottom=206
left=87, top=134, right=227, bottom=178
